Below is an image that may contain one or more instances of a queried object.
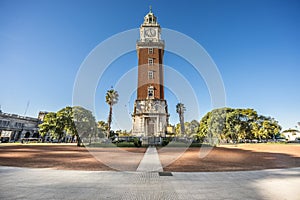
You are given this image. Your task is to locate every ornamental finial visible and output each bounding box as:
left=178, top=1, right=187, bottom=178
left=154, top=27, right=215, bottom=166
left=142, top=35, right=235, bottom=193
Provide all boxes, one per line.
left=149, top=5, right=152, bottom=13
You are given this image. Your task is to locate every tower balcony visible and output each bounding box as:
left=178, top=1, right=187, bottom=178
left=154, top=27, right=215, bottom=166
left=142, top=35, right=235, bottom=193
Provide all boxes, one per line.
left=136, top=40, right=165, bottom=49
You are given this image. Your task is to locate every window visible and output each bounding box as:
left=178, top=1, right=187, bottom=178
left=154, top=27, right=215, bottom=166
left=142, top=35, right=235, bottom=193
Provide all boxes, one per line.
left=14, top=122, right=23, bottom=128
left=148, top=48, right=153, bottom=54
left=0, top=120, right=10, bottom=127
left=148, top=86, right=154, bottom=99
left=148, top=71, right=154, bottom=79
left=148, top=58, right=154, bottom=66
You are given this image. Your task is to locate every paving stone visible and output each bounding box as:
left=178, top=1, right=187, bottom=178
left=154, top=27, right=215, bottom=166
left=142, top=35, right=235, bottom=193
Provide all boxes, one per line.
left=0, top=166, right=299, bottom=200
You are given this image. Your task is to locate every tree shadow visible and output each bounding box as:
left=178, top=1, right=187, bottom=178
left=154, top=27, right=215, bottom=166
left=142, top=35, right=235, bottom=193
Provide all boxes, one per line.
left=161, top=146, right=300, bottom=172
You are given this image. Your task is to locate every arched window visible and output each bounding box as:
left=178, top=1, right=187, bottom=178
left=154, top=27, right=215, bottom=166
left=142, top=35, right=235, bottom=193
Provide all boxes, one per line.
left=148, top=86, right=154, bottom=99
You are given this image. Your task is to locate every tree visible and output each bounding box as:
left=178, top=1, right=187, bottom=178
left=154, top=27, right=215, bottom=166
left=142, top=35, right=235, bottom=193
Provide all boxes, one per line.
left=206, top=108, right=228, bottom=145
left=176, top=103, right=186, bottom=136
left=189, top=120, right=200, bottom=135
left=198, top=111, right=210, bottom=141
left=97, top=120, right=108, bottom=138
left=105, top=89, right=119, bottom=138
left=39, top=106, right=97, bottom=146
left=226, top=108, right=258, bottom=142
left=198, top=107, right=281, bottom=144
left=225, top=108, right=238, bottom=141
left=71, top=106, right=97, bottom=146
left=175, top=123, right=181, bottom=136
left=184, top=121, right=191, bottom=136
left=260, top=117, right=281, bottom=140
left=117, top=129, right=131, bottom=137
left=38, top=112, right=53, bottom=138
left=97, top=120, right=108, bottom=130
left=39, top=112, right=65, bottom=141
left=57, top=106, right=73, bottom=140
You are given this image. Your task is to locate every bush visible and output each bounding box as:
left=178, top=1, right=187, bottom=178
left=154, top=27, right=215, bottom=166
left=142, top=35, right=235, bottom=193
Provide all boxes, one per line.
left=116, top=142, right=136, bottom=147
left=133, top=137, right=142, bottom=147
left=162, top=138, right=170, bottom=146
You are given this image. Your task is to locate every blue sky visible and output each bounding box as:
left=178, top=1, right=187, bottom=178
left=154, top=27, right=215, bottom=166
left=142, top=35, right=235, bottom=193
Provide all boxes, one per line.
left=0, top=0, right=299, bottom=131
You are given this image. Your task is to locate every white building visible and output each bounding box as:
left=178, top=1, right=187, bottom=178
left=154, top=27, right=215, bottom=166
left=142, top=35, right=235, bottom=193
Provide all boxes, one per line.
left=0, top=111, right=40, bottom=142
left=282, top=130, right=300, bottom=142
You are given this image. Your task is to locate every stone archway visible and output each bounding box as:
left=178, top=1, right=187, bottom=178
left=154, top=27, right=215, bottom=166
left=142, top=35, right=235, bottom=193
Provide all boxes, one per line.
left=32, top=132, right=39, bottom=138
left=25, top=132, right=30, bottom=138
left=146, top=117, right=156, bottom=136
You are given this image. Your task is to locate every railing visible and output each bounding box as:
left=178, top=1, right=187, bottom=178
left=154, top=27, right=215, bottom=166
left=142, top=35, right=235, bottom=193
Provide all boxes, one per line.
left=136, top=40, right=165, bottom=48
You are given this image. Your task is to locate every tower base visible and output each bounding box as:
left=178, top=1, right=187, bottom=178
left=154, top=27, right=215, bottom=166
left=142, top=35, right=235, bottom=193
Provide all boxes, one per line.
left=132, top=99, right=169, bottom=137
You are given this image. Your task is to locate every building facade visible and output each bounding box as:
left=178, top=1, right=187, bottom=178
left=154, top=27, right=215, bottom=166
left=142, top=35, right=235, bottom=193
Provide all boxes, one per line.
left=0, top=110, right=41, bottom=142
left=282, top=130, right=300, bottom=142
left=132, top=9, right=169, bottom=137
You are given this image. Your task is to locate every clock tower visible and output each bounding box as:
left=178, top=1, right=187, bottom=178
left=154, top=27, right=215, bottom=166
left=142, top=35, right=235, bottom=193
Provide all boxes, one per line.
left=132, top=8, right=169, bottom=138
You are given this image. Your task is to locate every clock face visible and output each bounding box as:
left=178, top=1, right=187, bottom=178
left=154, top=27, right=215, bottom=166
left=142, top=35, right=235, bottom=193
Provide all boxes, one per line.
left=144, top=28, right=156, bottom=37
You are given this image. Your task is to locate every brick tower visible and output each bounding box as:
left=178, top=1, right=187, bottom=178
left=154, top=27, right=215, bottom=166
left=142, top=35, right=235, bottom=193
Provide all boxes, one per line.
left=132, top=8, right=169, bottom=138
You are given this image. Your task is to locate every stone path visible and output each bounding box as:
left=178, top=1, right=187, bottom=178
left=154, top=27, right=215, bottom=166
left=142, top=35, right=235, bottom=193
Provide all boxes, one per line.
left=1, top=166, right=300, bottom=200
left=136, top=146, right=163, bottom=172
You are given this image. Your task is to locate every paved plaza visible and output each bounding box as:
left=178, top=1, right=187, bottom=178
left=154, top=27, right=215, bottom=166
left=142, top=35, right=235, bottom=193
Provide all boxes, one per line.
left=1, top=146, right=300, bottom=200
left=0, top=166, right=300, bottom=200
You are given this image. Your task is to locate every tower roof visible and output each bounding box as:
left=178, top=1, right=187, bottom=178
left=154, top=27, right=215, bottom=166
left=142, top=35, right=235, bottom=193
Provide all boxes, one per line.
left=142, top=6, right=159, bottom=26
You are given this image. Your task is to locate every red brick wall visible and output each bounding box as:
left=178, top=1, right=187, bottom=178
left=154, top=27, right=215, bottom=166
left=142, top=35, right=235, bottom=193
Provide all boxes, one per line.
left=137, top=48, right=164, bottom=100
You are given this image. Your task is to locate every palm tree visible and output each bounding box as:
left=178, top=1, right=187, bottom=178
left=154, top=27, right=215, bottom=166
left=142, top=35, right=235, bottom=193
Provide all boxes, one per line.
left=176, top=103, right=186, bottom=136
left=105, top=89, right=119, bottom=138
left=97, top=120, right=108, bottom=138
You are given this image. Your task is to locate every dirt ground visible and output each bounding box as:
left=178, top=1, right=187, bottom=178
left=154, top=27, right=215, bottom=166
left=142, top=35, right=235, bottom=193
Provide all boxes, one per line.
left=161, top=144, right=300, bottom=172
left=0, top=144, right=146, bottom=171
left=0, top=144, right=300, bottom=172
